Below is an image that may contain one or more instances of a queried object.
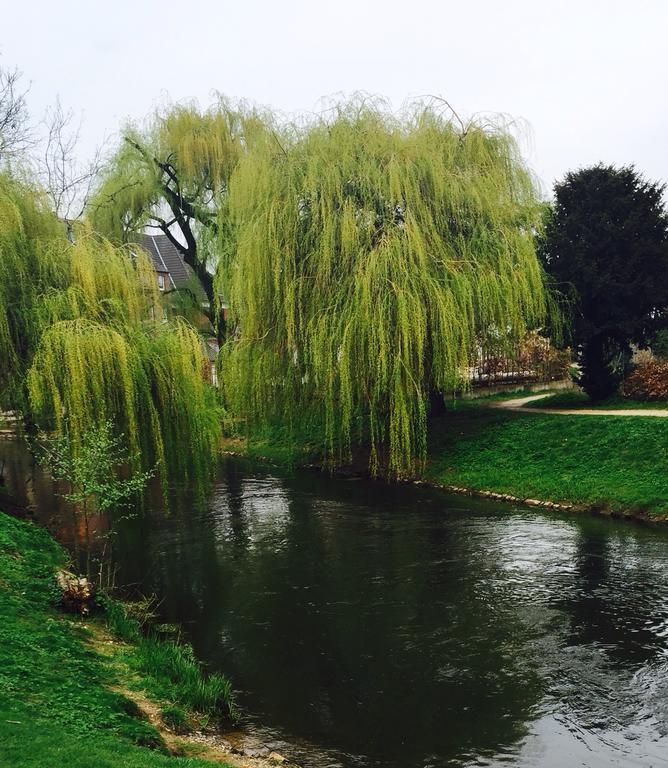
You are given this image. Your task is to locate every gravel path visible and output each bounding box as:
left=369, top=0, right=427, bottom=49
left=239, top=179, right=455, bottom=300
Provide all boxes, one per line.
left=488, top=393, right=668, bottom=417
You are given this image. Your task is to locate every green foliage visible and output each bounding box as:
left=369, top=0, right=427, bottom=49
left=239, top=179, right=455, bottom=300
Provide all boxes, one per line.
left=88, top=99, right=272, bottom=336
left=98, top=591, right=142, bottom=642
left=539, top=164, right=668, bottom=400
left=0, top=174, right=68, bottom=407
left=219, top=99, right=552, bottom=477
left=28, top=319, right=221, bottom=488
left=0, top=171, right=221, bottom=487
left=653, top=329, right=668, bottom=359
left=229, top=417, right=328, bottom=466
left=37, top=421, right=155, bottom=572
left=28, top=321, right=143, bottom=453
left=0, top=178, right=161, bottom=399
left=131, top=636, right=236, bottom=720
left=95, top=592, right=237, bottom=721
left=89, top=100, right=259, bottom=241
left=96, top=595, right=237, bottom=721
left=39, top=420, right=154, bottom=510
left=160, top=704, right=191, bottom=734
left=132, top=321, right=222, bottom=487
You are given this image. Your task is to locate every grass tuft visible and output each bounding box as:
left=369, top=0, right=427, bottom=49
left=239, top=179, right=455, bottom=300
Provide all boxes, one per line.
left=131, top=635, right=237, bottom=720
left=161, top=704, right=192, bottom=734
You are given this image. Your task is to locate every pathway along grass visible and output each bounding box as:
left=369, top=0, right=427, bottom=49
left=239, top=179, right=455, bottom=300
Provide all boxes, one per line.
left=227, top=398, right=668, bottom=518
left=0, top=511, right=233, bottom=768
left=521, top=390, right=668, bottom=411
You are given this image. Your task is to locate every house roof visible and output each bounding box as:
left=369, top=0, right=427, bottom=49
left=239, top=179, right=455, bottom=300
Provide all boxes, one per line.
left=138, top=234, right=208, bottom=303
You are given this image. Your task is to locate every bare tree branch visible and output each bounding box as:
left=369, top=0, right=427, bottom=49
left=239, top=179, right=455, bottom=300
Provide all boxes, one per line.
left=0, top=66, right=34, bottom=160
left=39, top=99, right=107, bottom=220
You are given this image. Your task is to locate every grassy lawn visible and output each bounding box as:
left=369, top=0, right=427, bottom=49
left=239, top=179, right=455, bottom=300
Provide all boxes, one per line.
left=426, top=403, right=668, bottom=515
left=0, top=512, right=230, bottom=768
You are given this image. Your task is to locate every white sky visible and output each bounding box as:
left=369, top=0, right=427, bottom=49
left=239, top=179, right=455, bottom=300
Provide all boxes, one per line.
left=2, top=0, right=667, bottom=197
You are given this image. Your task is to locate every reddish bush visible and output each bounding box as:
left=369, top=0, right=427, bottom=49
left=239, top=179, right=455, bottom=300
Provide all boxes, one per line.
left=476, top=331, right=571, bottom=382
left=621, top=360, right=668, bottom=401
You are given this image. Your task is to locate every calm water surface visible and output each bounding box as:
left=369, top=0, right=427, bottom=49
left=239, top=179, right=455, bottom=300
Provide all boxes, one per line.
left=3, top=442, right=668, bottom=767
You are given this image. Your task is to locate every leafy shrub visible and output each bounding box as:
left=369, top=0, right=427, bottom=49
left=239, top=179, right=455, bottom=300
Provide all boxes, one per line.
left=475, top=331, right=570, bottom=383
left=621, top=360, right=668, bottom=401
left=517, top=331, right=571, bottom=380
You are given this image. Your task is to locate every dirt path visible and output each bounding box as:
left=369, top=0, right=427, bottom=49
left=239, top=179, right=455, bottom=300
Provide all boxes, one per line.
left=488, top=392, right=668, bottom=417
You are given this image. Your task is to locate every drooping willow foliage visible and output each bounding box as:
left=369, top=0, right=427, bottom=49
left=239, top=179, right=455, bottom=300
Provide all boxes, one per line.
left=0, top=171, right=220, bottom=488
left=88, top=99, right=273, bottom=330
left=27, top=319, right=220, bottom=487
left=218, top=100, right=552, bottom=477
left=0, top=175, right=65, bottom=405
left=89, top=99, right=263, bottom=240
left=88, top=115, right=214, bottom=246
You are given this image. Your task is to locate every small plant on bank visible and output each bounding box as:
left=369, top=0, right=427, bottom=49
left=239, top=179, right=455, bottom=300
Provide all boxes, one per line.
left=37, top=420, right=155, bottom=578
left=97, top=591, right=145, bottom=642
left=99, top=594, right=238, bottom=723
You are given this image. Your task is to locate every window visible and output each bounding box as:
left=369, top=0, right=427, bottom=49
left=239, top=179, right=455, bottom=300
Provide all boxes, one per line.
left=158, top=274, right=165, bottom=291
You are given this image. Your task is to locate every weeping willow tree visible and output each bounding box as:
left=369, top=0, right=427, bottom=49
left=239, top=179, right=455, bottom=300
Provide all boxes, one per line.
left=26, top=319, right=220, bottom=488
left=0, top=171, right=220, bottom=487
left=0, top=173, right=69, bottom=407
left=88, top=99, right=272, bottom=338
left=218, top=100, right=552, bottom=477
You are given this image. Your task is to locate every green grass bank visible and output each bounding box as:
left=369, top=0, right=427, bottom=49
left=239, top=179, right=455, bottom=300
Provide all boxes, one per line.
left=0, top=511, right=234, bottom=768
left=226, top=394, right=668, bottom=519
left=425, top=402, right=668, bottom=517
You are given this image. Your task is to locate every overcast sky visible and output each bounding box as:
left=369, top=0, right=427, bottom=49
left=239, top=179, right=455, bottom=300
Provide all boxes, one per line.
left=3, top=0, right=667, bottom=197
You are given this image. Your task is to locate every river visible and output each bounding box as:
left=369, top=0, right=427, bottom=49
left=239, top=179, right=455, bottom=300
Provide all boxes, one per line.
left=2, top=439, right=668, bottom=767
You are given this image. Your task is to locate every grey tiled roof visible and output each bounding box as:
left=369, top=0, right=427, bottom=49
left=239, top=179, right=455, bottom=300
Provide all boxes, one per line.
left=138, top=234, right=208, bottom=302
